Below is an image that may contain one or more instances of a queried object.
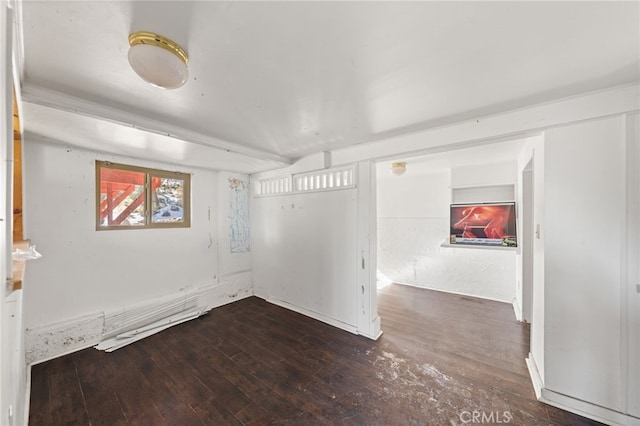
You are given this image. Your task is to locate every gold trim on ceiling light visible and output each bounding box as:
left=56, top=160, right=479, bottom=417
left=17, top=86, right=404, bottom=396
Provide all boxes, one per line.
left=128, top=31, right=189, bottom=65
left=390, top=161, right=407, bottom=176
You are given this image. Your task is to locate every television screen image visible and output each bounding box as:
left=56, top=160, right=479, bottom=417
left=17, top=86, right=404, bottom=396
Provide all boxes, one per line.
left=450, top=202, right=517, bottom=247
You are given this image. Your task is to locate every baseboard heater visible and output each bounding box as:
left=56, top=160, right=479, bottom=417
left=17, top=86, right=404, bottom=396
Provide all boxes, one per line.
left=95, top=288, right=206, bottom=352
left=95, top=309, right=204, bottom=352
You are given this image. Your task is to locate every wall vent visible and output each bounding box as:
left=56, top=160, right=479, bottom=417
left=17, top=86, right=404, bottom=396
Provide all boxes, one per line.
left=253, top=165, right=356, bottom=197
left=252, top=175, right=292, bottom=196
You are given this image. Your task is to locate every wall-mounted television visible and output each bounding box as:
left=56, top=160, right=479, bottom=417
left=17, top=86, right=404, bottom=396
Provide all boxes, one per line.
left=450, top=202, right=517, bottom=247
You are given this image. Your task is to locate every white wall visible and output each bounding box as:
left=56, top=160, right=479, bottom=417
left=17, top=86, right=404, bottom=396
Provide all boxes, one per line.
left=1, top=4, right=27, bottom=425
left=450, top=162, right=516, bottom=188
left=625, top=112, right=640, bottom=418
left=518, top=136, right=546, bottom=383
left=541, top=114, right=638, bottom=419
left=0, top=3, right=11, bottom=422
left=22, top=140, right=252, bottom=362
left=356, top=161, right=380, bottom=339
left=251, top=162, right=380, bottom=339
left=377, top=167, right=516, bottom=303
left=252, top=187, right=359, bottom=330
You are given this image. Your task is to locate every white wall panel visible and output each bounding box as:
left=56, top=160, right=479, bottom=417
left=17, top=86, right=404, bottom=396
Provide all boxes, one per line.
left=22, top=140, right=228, bottom=330
left=252, top=187, right=359, bottom=329
left=544, top=116, right=625, bottom=411
left=451, top=162, right=516, bottom=188
left=625, top=112, right=640, bottom=417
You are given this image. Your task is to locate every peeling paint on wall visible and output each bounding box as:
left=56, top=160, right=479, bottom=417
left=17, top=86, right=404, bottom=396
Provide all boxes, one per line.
left=229, top=178, right=250, bottom=253
left=199, top=271, right=253, bottom=310
left=25, top=277, right=254, bottom=364
left=25, top=313, right=103, bottom=364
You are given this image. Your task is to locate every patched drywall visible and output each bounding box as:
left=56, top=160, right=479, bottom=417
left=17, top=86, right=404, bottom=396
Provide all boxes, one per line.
left=200, top=271, right=253, bottom=309
left=218, top=172, right=252, bottom=277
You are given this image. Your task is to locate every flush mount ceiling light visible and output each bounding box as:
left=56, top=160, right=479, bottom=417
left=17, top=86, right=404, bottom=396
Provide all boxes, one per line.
left=128, top=31, right=189, bottom=89
left=390, top=162, right=407, bottom=176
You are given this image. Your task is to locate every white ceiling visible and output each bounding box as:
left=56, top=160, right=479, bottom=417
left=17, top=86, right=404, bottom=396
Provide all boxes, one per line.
left=15, top=1, right=640, bottom=173
left=376, top=137, right=527, bottom=180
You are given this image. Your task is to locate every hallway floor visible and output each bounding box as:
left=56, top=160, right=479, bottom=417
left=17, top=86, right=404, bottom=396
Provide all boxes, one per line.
left=29, top=284, right=601, bottom=425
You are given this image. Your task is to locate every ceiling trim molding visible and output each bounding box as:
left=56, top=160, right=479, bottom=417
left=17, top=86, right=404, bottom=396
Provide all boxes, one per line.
left=21, top=83, right=292, bottom=166
left=22, top=129, right=282, bottom=175
left=330, top=82, right=640, bottom=167
left=253, top=82, right=640, bottom=179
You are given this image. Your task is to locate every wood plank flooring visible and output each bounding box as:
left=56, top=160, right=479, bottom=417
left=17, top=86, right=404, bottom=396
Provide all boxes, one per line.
left=29, top=284, right=601, bottom=425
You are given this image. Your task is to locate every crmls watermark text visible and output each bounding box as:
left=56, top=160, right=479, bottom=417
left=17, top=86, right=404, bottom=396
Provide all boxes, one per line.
left=458, top=410, right=513, bottom=424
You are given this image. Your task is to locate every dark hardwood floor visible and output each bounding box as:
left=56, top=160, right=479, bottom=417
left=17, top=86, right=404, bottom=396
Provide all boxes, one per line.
left=29, top=284, right=601, bottom=425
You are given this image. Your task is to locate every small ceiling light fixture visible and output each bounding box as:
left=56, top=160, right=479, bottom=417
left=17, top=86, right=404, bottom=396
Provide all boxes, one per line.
left=390, top=162, right=407, bottom=176
left=128, top=31, right=189, bottom=89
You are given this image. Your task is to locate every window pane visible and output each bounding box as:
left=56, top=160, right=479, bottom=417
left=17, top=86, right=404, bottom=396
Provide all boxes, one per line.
left=99, top=168, right=146, bottom=227
left=151, top=177, right=185, bottom=224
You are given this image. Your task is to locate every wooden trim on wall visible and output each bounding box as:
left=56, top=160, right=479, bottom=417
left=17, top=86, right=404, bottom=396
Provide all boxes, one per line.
left=13, top=88, right=23, bottom=242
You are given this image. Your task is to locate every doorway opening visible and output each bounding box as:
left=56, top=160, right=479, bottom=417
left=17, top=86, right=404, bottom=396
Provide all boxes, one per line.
left=521, top=159, right=534, bottom=324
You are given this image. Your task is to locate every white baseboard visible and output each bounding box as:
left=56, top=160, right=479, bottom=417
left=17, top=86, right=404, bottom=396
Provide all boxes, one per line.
left=525, top=353, right=543, bottom=399
left=527, top=353, right=640, bottom=426
left=361, top=328, right=383, bottom=341
left=512, top=297, right=523, bottom=322
left=263, top=297, right=359, bottom=335
left=25, top=276, right=254, bottom=365
left=254, top=292, right=382, bottom=340
left=539, top=388, right=639, bottom=426
left=359, top=315, right=383, bottom=341
left=391, top=281, right=512, bottom=304
left=21, top=365, right=32, bottom=426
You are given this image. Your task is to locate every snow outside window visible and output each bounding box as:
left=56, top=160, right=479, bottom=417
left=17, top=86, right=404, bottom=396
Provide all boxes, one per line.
left=96, top=161, right=191, bottom=230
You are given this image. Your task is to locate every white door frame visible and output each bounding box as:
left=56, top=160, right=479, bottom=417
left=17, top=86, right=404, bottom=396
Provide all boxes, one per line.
left=521, top=159, right=534, bottom=323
